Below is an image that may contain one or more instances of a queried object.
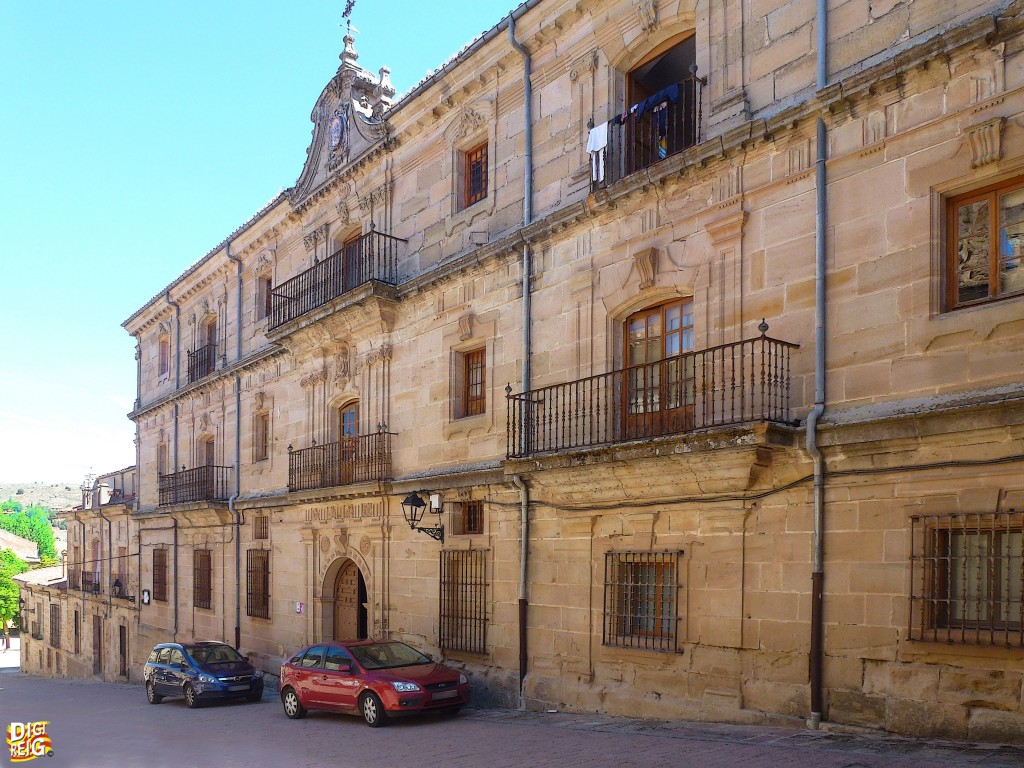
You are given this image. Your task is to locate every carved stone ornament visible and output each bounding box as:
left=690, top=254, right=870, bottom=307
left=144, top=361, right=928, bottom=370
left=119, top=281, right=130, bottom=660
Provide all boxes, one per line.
left=638, top=0, right=658, bottom=32
left=458, top=313, right=474, bottom=341
left=359, top=535, right=372, bottom=555
left=337, top=200, right=350, bottom=225
left=634, top=248, right=658, bottom=290
left=199, top=413, right=209, bottom=432
left=335, top=345, right=351, bottom=382
left=157, top=321, right=171, bottom=335
left=303, top=225, right=328, bottom=253
left=357, top=184, right=390, bottom=217
left=966, top=117, right=1005, bottom=168
left=453, top=108, right=486, bottom=143
left=254, top=391, right=266, bottom=411
left=570, top=51, right=599, bottom=82
left=255, top=249, right=274, bottom=275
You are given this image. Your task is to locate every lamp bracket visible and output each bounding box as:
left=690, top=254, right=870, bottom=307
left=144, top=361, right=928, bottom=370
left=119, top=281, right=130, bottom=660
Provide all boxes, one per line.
left=413, top=524, right=444, bottom=543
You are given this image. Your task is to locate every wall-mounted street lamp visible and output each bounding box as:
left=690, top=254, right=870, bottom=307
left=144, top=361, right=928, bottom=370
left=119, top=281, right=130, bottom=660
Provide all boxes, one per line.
left=111, top=579, right=136, bottom=603
left=400, top=492, right=444, bottom=542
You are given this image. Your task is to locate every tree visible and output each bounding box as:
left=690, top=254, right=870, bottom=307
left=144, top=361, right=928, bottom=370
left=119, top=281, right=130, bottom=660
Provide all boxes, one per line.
left=0, top=548, right=29, bottom=629
left=0, top=503, right=57, bottom=561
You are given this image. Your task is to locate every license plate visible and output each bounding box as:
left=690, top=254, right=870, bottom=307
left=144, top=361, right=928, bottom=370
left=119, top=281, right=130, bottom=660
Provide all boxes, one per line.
left=432, top=690, right=458, bottom=701
left=228, top=685, right=249, bottom=692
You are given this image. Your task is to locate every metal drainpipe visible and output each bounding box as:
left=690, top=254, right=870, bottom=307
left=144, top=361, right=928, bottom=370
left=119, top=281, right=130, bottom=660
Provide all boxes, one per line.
left=509, top=12, right=534, bottom=710
left=167, top=290, right=182, bottom=476
left=225, top=241, right=243, bottom=650
left=807, top=0, right=829, bottom=730
left=173, top=517, right=179, bottom=639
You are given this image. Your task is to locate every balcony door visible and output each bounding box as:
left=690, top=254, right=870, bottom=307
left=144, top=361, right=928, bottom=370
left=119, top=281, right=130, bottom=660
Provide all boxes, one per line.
left=623, top=298, right=694, bottom=440
left=625, top=34, right=697, bottom=175
left=338, top=403, right=358, bottom=486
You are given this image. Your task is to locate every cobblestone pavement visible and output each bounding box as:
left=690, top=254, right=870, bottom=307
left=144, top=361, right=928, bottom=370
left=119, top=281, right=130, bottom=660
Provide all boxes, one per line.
left=1, top=668, right=1022, bottom=768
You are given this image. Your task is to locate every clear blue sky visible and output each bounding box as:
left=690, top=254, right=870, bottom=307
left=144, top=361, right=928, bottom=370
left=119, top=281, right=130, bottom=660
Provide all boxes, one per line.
left=0, top=1, right=516, bottom=484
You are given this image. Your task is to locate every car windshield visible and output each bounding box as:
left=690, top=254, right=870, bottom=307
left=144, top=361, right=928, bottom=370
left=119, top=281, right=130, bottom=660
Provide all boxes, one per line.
left=349, top=642, right=431, bottom=670
left=186, top=644, right=244, bottom=665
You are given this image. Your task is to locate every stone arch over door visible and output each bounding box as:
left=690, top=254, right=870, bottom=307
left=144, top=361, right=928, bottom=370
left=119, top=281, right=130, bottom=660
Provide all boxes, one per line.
left=321, top=556, right=368, bottom=641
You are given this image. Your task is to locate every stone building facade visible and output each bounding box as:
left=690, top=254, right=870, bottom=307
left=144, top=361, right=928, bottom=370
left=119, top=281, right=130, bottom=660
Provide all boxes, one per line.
left=45, top=0, right=1024, bottom=741
left=19, top=467, right=138, bottom=682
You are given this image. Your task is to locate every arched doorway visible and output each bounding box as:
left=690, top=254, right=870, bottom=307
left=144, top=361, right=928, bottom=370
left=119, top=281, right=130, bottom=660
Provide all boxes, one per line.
left=332, top=559, right=368, bottom=641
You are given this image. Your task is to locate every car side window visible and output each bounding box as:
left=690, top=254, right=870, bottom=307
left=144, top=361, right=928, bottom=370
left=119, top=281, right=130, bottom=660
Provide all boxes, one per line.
left=324, top=647, right=351, bottom=671
left=300, top=646, right=326, bottom=668
left=156, top=648, right=171, bottom=665
left=168, top=649, right=185, bottom=666
left=147, top=649, right=160, bottom=663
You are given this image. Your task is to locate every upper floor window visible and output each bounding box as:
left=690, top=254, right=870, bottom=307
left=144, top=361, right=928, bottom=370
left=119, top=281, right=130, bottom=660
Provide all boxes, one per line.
left=256, top=274, right=273, bottom=321
left=452, top=500, right=484, bottom=536
left=453, top=347, right=486, bottom=419
left=462, top=141, right=488, bottom=209
left=947, top=176, right=1024, bottom=310
left=193, top=549, right=212, bottom=610
left=253, top=412, right=270, bottom=463
left=158, top=334, right=170, bottom=377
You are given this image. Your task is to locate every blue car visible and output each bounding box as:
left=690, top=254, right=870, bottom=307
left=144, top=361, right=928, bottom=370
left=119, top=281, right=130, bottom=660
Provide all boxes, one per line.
left=144, top=641, right=264, bottom=708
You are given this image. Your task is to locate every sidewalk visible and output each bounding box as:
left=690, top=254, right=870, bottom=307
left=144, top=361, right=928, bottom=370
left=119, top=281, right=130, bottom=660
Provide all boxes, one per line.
left=0, top=632, right=22, bottom=670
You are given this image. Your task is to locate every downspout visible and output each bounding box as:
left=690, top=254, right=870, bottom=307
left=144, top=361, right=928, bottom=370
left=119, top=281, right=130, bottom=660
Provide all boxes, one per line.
left=509, top=13, right=533, bottom=710
left=225, top=241, right=243, bottom=650
left=807, top=0, right=829, bottom=730
left=173, top=517, right=179, bottom=639
left=167, top=290, right=182, bottom=476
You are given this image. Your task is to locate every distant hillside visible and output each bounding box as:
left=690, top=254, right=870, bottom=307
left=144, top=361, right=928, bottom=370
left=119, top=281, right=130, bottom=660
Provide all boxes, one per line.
left=0, top=482, right=81, bottom=511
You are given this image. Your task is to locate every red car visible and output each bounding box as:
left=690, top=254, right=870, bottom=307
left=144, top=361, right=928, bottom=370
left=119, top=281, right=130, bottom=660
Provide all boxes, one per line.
left=279, top=640, right=470, bottom=727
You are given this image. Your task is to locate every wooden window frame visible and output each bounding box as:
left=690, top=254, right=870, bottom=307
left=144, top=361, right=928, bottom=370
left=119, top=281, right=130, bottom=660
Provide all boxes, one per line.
left=254, top=515, right=269, bottom=540
left=462, top=141, right=488, bottom=209
left=247, top=548, right=271, bottom=620
left=152, top=548, right=168, bottom=602
left=256, top=274, right=273, bottom=321
left=193, top=549, right=212, bottom=610
left=158, top=335, right=171, bottom=377
left=462, top=500, right=484, bottom=535
left=463, top=348, right=486, bottom=417
left=946, top=175, right=1024, bottom=310
left=48, top=604, right=61, bottom=649
left=253, top=411, right=270, bottom=463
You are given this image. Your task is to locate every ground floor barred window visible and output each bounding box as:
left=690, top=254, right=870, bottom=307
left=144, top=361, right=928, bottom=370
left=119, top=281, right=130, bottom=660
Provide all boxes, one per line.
left=911, top=511, right=1024, bottom=645
left=602, top=551, right=681, bottom=652
left=439, top=549, right=487, bottom=653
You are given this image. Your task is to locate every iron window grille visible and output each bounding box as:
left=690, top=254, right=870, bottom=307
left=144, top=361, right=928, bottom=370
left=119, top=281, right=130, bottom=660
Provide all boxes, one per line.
left=910, top=511, right=1024, bottom=645
left=247, top=548, right=271, bottom=619
left=455, top=500, right=484, bottom=536
left=48, top=604, right=61, bottom=649
left=152, top=549, right=168, bottom=602
left=193, top=549, right=212, bottom=610
left=254, top=515, right=269, bottom=540
left=439, top=549, right=487, bottom=654
left=603, top=551, right=682, bottom=652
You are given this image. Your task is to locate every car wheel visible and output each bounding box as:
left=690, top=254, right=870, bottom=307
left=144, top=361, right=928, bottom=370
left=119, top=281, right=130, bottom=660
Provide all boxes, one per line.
left=146, top=681, right=162, bottom=705
left=184, top=683, right=201, bottom=709
left=281, top=687, right=307, bottom=719
left=442, top=706, right=462, bottom=717
left=360, top=692, right=387, bottom=727
left=246, top=688, right=263, bottom=703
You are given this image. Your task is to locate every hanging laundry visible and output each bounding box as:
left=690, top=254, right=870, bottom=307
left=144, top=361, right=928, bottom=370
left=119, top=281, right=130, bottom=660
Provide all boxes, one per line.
left=587, top=121, right=609, bottom=183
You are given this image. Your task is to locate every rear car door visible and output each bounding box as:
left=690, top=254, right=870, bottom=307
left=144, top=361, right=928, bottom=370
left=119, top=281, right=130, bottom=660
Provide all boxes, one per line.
left=293, top=646, right=327, bottom=706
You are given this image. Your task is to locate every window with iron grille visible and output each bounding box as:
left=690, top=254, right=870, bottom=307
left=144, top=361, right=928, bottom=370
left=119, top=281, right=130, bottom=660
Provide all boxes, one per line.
left=254, top=515, right=269, bottom=540
left=603, top=551, right=681, bottom=652
left=453, top=500, right=484, bottom=536
left=462, top=141, right=488, bottom=209
left=48, top=604, right=61, bottom=649
left=439, top=549, right=487, bottom=653
left=193, top=549, right=212, bottom=610
left=247, top=549, right=271, bottom=619
left=153, top=548, right=168, bottom=602
left=910, top=511, right=1023, bottom=645
left=74, top=610, right=80, bottom=655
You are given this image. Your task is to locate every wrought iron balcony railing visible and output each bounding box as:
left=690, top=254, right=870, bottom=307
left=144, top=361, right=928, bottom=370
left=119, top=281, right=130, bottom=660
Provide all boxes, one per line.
left=270, top=229, right=405, bottom=330
left=288, top=430, right=394, bottom=492
left=80, top=570, right=101, bottom=594
left=506, top=331, right=797, bottom=459
left=158, top=465, right=234, bottom=506
left=187, top=343, right=217, bottom=383
left=592, top=70, right=704, bottom=191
